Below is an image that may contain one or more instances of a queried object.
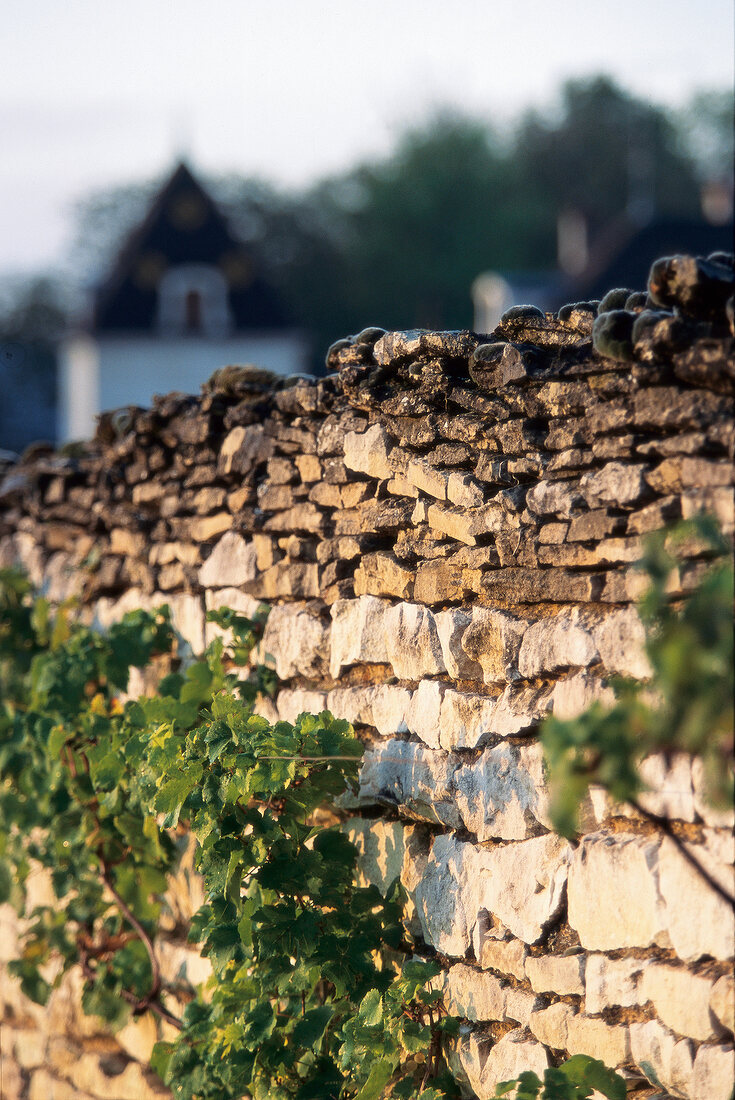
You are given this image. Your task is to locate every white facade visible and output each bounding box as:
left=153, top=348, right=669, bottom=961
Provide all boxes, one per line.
left=59, top=332, right=308, bottom=442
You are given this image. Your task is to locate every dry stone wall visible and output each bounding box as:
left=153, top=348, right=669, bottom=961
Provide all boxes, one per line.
left=0, top=254, right=734, bottom=1099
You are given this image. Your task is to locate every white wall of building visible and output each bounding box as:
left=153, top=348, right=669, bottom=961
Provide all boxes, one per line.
left=59, top=332, right=308, bottom=441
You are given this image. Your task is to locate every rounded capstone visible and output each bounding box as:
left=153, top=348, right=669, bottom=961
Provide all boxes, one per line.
left=592, top=309, right=636, bottom=361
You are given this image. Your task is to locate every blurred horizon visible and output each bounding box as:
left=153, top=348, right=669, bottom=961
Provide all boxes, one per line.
left=2, top=0, right=733, bottom=276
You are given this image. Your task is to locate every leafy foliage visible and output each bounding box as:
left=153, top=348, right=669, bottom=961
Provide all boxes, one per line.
left=494, top=1055, right=626, bottom=1099
left=541, top=515, right=734, bottom=837
left=0, top=580, right=459, bottom=1098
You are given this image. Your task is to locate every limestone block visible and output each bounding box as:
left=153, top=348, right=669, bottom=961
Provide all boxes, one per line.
left=629, top=1019, right=695, bottom=1098
left=158, top=941, right=212, bottom=989
left=405, top=679, right=445, bottom=748
left=580, top=462, right=646, bottom=507
left=584, top=954, right=644, bottom=1014
left=565, top=1013, right=630, bottom=1067
left=329, top=596, right=390, bottom=677
left=473, top=933, right=528, bottom=982
left=440, top=964, right=505, bottom=1022
left=29, top=1070, right=98, bottom=1100
left=358, top=740, right=461, bottom=828
left=384, top=601, right=446, bottom=680
left=454, top=741, right=550, bottom=841
left=438, top=689, right=499, bottom=750
left=198, top=531, right=257, bottom=588
left=590, top=607, right=651, bottom=680
left=692, top=1043, right=735, bottom=1100
left=342, top=423, right=394, bottom=481
left=518, top=610, right=598, bottom=679
left=262, top=603, right=328, bottom=681
left=9, top=1028, right=46, bottom=1068
left=416, top=833, right=571, bottom=955
left=525, top=952, right=585, bottom=995
left=637, top=753, right=696, bottom=822
left=710, top=974, right=735, bottom=1035
left=640, top=963, right=718, bottom=1041
left=447, top=472, right=485, bottom=508
left=276, top=688, right=329, bottom=724
left=525, top=479, right=581, bottom=519
left=435, top=608, right=484, bottom=681
left=166, top=593, right=207, bottom=656
left=67, top=1051, right=169, bottom=1099
left=462, top=608, right=528, bottom=685
left=530, top=1000, right=573, bottom=1049
left=455, top=1027, right=549, bottom=1100
left=325, top=685, right=379, bottom=727
left=658, top=829, right=735, bottom=962
left=45, top=552, right=85, bottom=603
left=370, top=684, right=412, bottom=735
left=568, top=833, right=668, bottom=951
left=116, top=1013, right=159, bottom=1063
left=550, top=671, right=614, bottom=720
left=407, top=459, right=450, bottom=501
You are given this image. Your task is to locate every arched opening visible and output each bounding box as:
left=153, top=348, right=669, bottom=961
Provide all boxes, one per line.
left=185, top=290, right=202, bottom=333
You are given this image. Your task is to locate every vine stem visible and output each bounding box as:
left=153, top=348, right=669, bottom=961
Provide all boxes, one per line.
left=628, top=798, right=735, bottom=909
left=98, top=862, right=183, bottom=1028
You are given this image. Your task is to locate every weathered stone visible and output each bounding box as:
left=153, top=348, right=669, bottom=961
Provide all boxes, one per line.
left=358, top=739, right=461, bottom=827
left=198, top=531, right=257, bottom=588
left=525, top=479, right=582, bottom=518
left=434, top=609, right=484, bottom=681
left=447, top=472, right=485, bottom=508
left=262, top=604, right=328, bottom=681
left=342, top=423, right=394, bottom=481
left=218, top=424, right=273, bottom=475
left=566, top=1013, right=630, bottom=1067
left=346, top=818, right=429, bottom=934
left=646, top=456, right=733, bottom=494
left=637, top=753, right=696, bottom=822
left=568, top=833, right=667, bottom=951
left=383, top=601, right=446, bottom=680
left=188, top=511, right=233, bottom=542
left=584, top=954, right=645, bottom=1014
left=462, top=608, right=528, bottom=685
left=369, top=684, right=412, bottom=735
left=276, top=688, right=329, bottom=723
left=640, top=963, right=719, bottom=1041
left=329, top=596, right=390, bottom=677
left=416, top=833, right=571, bottom=954
left=405, top=679, right=445, bottom=748
left=204, top=586, right=262, bottom=646
left=530, top=1000, right=574, bottom=1049
left=710, top=974, right=735, bottom=1035
left=454, top=741, right=549, bottom=841
left=550, top=671, right=614, bottom=720
left=373, top=329, right=479, bottom=365
left=658, top=830, right=735, bottom=962
left=474, top=934, right=528, bottom=981
left=454, top=1027, right=549, bottom=1100
left=590, top=606, right=651, bottom=679
left=579, top=462, right=646, bottom=506
left=354, top=552, right=414, bottom=600
left=525, top=952, right=585, bottom=996
left=439, top=689, right=502, bottom=750
left=691, top=1043, right=735, bottom=1100
left=629, top=1019, right=695, bottom=1098
left=518, top=610, right=598, bottom=678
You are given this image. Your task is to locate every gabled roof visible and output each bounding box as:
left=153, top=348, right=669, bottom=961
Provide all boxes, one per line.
left=93, top=161, right=290, bottom=332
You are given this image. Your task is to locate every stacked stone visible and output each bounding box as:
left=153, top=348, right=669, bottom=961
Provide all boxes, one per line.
left=0, top=254, right=733, bottom=1100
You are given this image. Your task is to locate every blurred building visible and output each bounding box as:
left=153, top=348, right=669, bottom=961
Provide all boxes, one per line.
left=59, top=162, right=308, bottom=441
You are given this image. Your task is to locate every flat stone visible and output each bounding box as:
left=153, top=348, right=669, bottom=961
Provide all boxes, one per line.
left=439, top=964, right=509, bottom=1023
left=658, top=829, right=735, bottom=961
left=580, top=462, right=646, bottom=506
left=530, top=1000, right=574, bottom=1049
left=566, top=1013, right=630, bottom=1068
left=384, top=601, right=446, bottom=680
left=691, top=1043, right=735, bottom=1100
left=262, top=603, right=329, bottom=681
left=370, top=684, right=412, bottom=735
left=629, top=1019, right=695, bottom=1098
left=439, top=689, right=505, bottom=750
left=405, top=679, right=445, bottom=748
left=189, top=512, right=233, bottom=542
left=435, top=608, right=484, bottom=681
left=461, top=608, right=528, bottom=685
left=373, top=329, right=480, bottom=365
left=342, top=423, right=394, bottom=481
left=454, top=741, right=549, bottom=841
left=550, top=671, right=614, bottom=720
left=325, top=685, right=379, bottom=728
left=276, top=688, right=329, bottom=723
left=584, top=954, right=645, bottom=1014
left=518, top=610, right=598, bottom=678
left=198, top=531, right=257, bottom=588
left=416, top=833, right=571, bottom=954
left=329, top=596, right=390, bottom=677
left=525, top=479, right=582, bottom=518
left=358, top=739, right=461, bottom=827
left=709, top=974, right=735, bottom=1034
left=640, top=963, right=718, bottom=1041
left=525, top=952, right=585, bottom=996
left=454, top=1027, right=549, bottom=1100
left=354, top=552, right=414, bottom=600
left=590, top=606, right=651, bottom=679
left=447, top=471, right=485, bottom=508
left=474, top=935, right=528, bottom=982
left=568, top=833, right=668, bottom=951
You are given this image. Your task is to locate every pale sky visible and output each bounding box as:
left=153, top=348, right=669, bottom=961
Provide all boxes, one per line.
left=2, top=0, right=733, bottom=274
